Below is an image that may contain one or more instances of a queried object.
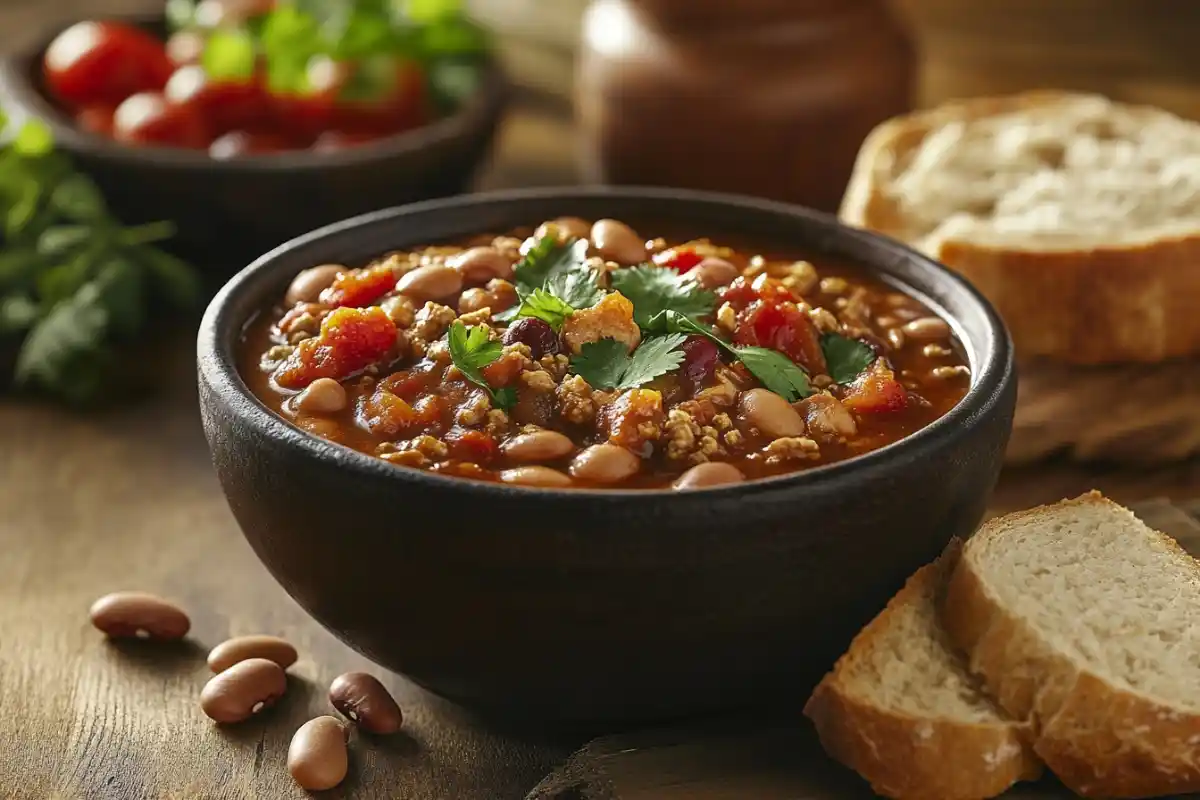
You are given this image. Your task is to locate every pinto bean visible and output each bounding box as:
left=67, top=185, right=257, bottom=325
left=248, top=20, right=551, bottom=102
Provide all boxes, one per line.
left=591, top=219, right=646, bottom=265
left=395, top=264, right=463, bottom=303
left=502, top=430, right=575, bottom=462
left=902, top=317, right=951, bottom=341
left=199, top=658, right=287, bottom=724
left=673, top=462, right=745, bottom=489
left=285, top=265, right=343, bottom=305
left=293, top=378, right=346, bottom=414
left=448, top=246, right=514, bottom=283
left=329, top=672, right=403, bottom=734
left=499, top=466, right=573, bottom=488
left=684, top=257, right=740, bottom=289
left=737, top=388, right=806, bottom=439
left=207, top=635, right=298, bottom=673
left=288, top=717, right=349, bottom=791
left=89, top=592, right=190, bottom=641
left=569, top=444, right=641, bottom=484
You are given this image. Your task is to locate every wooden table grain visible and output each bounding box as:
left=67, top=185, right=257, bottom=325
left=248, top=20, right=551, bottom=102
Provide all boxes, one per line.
left=3, top=82, right=1200, bottom=800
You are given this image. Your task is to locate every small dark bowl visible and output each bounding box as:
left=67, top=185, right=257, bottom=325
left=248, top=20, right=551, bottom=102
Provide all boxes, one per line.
left=0, top=14, right=509, bottom=269
left=197, top=187, right=1016, bottom=724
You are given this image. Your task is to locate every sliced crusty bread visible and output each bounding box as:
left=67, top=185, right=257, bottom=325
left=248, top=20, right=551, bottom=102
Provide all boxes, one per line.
left=943, top=491, right=1200, bottom=798
left=840, top=91, right=1200, bottom=365
left=804, top=541, right=1042, bottom=799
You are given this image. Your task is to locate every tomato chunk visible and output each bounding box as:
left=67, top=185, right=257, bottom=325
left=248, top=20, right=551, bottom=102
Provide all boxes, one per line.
left=842, top=360, right=908, bottom=414
left=44, top=21, right=173, bottom=108
left=319, top=264, right=398, bottom=308
left=444, top=428, right=498, bottom=463
left=718, top=274, right=795, bottom=311
left=653, top=246, right=704, bottom=272
left=734, top=300, right=826, bottom=374
left=275, top=306, right=397, bottom=389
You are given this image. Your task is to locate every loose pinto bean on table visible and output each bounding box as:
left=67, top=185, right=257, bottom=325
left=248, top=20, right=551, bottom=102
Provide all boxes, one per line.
left=240, top=218, right=970, bottom=489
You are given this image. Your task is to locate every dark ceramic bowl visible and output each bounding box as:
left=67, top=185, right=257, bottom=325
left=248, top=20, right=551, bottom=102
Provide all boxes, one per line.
left=0, top=15, right=509, bottom=269
left=197, top=187, right=1016, bottom=724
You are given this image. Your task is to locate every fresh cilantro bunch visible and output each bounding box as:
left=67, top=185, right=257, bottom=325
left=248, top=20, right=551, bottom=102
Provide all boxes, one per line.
left=0, top=114, right=200, bottom=405
left=171, top=0, right=494, bottom=114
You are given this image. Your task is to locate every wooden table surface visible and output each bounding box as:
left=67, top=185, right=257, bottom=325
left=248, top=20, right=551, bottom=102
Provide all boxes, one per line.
left=3, top=91, right=1200, bottom=799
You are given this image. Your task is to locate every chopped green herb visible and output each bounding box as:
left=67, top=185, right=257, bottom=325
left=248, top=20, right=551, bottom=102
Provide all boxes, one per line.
left=498, top=235, right=601, bottom=322
left=446, top=320, right=515, bottom=409
left=570, top=333, right=687, bottom=392
left=648, top=310, right=813, bottom=402
left=610, top=265, right=715, bottom=329
left=514, top=288, right=575, bottom=330
left=820, top=332, right=876, bottom=385
left=545, top=265, right=604, bottom=311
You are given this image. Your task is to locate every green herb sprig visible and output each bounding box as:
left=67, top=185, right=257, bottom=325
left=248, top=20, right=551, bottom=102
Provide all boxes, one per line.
left=446, top=320, right=515, bottom=409
left=610, top=265, right=715, bottom=329
left=570, top=334, right=688, bottom=392
left=498, top=235, right=603, bottom=325
left=820, top=332, right=876, bottom=385
left=649, top=310, right=813, bottom=402
left=0, top=114, right=200, bottom=404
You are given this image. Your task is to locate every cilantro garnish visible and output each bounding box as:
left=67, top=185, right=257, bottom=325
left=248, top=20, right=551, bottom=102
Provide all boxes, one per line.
left=446, top=321, right=516, bottom=409
left=648, top=310, right=812, bottom=402
left=512, top=236, right=590, bottom=289
left=514, top=288, right=574, bottom=330
left=820, top=332, right=876, bottom=385
left=570, top=333, right=687, bottom=392
left=610, top=265, right=716, bottom=329
left=498, top=235, right=603, bottom=323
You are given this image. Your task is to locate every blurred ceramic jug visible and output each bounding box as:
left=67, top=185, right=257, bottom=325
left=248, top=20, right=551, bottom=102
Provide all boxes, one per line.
left=577, top=0, right=915, bottom=213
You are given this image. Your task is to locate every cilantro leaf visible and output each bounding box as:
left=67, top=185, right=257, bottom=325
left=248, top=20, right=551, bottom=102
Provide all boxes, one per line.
left=545, top=265, right=604, bottom=310
left=820, top=332, right=876, bottom=385
left=570, top=333, right=687, bottom=392
left=610, top=265, right=715, bottom=329
left=515, top=288, right=574, bottom=329
left=446, top=320, right=514, bottom=410
left=513, top=236, right=590, bottom=290
left=650, top=310, right=813, bottom=402
left=737, top=347, right=812, bottom=402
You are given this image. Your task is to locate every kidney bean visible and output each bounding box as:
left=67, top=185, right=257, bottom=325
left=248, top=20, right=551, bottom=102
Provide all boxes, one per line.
left=502, top=318, right=559, bottom=360
left=329, top=672, right=404, bottom=734
left=569, top=444, right=640, bottom=483
left=591, top=219, right=646, bottom=265
left=288, top=716, right=349, bottom=791
left=502, top=430, right=575, bottom=462
left=207, top=635, right=298, bottom=674
left=89, top=592, right=190, bottom=641
left=448, top=247, right=514, bottom=283
left=395, top=264, right=463, bottom=302
left=285, top=265, right=343, bottom=306
left=199, top=658, right=287, bottom=724
left=673, top=462, right=746, bottom=489
left=737, top=388, right=806, bottom=439
left=680, top=336, right=721, bottom=392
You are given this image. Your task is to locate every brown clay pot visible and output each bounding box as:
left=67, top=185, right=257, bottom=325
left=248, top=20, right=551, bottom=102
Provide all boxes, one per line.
left=577, top=0, right=915, bottom=213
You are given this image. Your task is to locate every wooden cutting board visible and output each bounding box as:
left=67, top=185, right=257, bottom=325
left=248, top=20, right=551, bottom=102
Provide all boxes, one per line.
left=527, top=498, right=1200, bottom=800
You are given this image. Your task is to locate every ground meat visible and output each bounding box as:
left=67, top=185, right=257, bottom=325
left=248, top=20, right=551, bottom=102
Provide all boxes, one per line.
left=411, top=302, right=457, bottom=342
left=798, top=392, right=858, bottom=443
left=455, top=389, right=491, bottom=427
left=521, top=369, right=558, bottom=393
left=764, top=436, right=820, bottom=464
left=558, top=375, right=597, bottom=425
left=601, top=389, right=664, bottom=452
left=664, top=409, right=701, bottom=461
left=808, top=307, right=840, bottom=334
left=381, top=294, right=417, bottom=328
left=562, top=292, right=641, bottom=355
left=696, top=367, right=739, bottom=408
left=260, top=344, right=293, bottom=373
left=458, top=307, right=492, bottom=326
left=540, top=354, right=570, bottom=381
left=485, top=408, right=512, bottom=438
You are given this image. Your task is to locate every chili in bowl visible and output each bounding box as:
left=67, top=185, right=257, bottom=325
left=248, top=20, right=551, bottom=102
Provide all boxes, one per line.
left=198, top=188, right=1015, bottom=723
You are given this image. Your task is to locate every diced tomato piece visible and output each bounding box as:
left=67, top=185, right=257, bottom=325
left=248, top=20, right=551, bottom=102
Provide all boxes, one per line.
left=319, top=264, right=398, bottom=308
left=601, top=389, right=664, bottom=449
left=481, top=351, right=524, bottom=388
left=718, top=275, right=795, bottom=311
left=444, top=428, right=498, bottom=463
left=652, top=247, right=704, bottom=272
left=379, top=366, right=435, bottom=402
left=734, top=300, right=826, bottom=374
left=842, top=360, right=908, bottom=414
left=360, top=386, right=417, bottom=437
left=43, top=21, right=173, bottom=109
left=274, top=306, right=397, bottom=389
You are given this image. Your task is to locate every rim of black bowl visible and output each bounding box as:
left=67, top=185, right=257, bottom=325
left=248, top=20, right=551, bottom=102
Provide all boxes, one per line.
left=0, top=13, right=509, bottom=171
left=198, top=186, right=1015, bottom=500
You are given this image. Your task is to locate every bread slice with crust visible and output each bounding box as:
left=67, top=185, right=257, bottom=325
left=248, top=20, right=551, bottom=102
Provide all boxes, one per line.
left=943, top=491, right=1200, bottom=798
left=839, top=91, right=1200, bottom=365
left=804, top=541, right=1042, bottom=799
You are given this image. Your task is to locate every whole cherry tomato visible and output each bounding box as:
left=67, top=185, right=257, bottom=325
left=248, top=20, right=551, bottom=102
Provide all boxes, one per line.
left=209, top=130, right=294, bottom=159
left=43, top=21, right=173, bottom=109
left=165, top=65, right=271, bottom=137
left=75, top=104, right=117, bottom=138
left=113, top=92, right=209, bottom=149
